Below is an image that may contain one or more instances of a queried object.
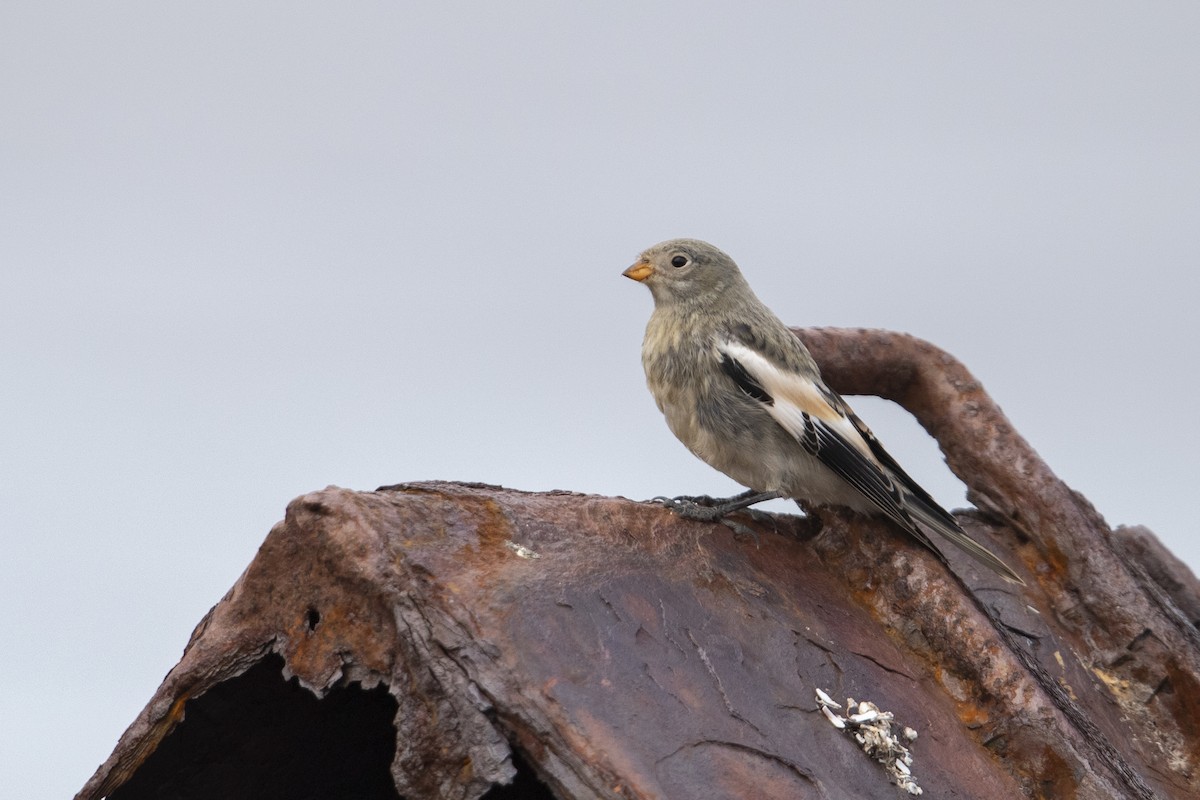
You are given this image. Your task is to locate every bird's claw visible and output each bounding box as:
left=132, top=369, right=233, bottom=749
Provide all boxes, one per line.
left=652, top=495, right=726, bottom=521
left=652, top=494, right=721, bottom=508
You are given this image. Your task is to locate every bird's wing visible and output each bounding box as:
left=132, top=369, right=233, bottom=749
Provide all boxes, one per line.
left=715, top=338, right=1023, bottom=584
left=715, top=340, right=914, bottom=527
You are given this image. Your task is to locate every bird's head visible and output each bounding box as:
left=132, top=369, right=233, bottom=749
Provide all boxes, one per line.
left=623, top=238, right=748, bottom=307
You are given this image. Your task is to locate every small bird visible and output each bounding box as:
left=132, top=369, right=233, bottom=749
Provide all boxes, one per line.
left=623, top=238, right=1023, bottom=584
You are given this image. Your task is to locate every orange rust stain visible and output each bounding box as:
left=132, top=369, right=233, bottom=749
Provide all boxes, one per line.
left=455, top=757, right=476, bottom=786
left=983, top=730, right=1080, bottom=800
left=956, top=700, right=992, bottom=728
left=1030, top=536, right=1069, bottom=577
left=166, top=694, right=189, bottom=724
left=285, top=602, right=394, bottom=681
left=441, top=497, right=517, bottom=571
left=1032, top=744, right=1079, bottom=800
left=89, top=690, right=193, bottom=799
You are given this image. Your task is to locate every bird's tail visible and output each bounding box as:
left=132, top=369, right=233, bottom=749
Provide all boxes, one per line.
left=905, top=499, right=1025, bottom=585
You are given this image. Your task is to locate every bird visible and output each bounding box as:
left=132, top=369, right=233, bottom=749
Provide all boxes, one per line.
left=623, top=237, right=1023, bottom=585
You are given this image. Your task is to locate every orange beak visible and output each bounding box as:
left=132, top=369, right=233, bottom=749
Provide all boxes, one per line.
left=622, top=260, right=653, bottom=282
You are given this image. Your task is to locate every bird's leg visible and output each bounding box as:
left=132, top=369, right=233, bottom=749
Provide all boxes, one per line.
left=652, top=489, right=781, bottom=521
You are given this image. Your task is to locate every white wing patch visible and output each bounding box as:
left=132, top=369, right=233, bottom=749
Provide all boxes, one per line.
left=716, top=340, right=876, bottom=462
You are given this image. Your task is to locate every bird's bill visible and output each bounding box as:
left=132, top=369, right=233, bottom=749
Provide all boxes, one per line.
left=622, top=260, right=654, bottom=282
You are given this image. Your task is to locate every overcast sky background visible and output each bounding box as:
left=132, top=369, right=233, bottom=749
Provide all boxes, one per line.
left=3, top=3, right=1198, bottom=797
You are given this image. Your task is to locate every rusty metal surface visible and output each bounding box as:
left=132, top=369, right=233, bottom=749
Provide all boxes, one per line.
left=77, top=328, right=1200, bottom=799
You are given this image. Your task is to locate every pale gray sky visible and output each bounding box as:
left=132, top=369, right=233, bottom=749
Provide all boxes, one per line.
left=3, top=3, right=1198, bottom=797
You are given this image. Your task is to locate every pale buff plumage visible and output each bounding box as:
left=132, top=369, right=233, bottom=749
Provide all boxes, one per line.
left=624, top=238, right=1022, bottom=584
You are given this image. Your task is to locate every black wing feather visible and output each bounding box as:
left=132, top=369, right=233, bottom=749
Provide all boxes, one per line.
left=842, top=407, right=961, bottom=531
left=809, top=420, right=916, bottom=531
left=718, top=352, right=774, bottom=404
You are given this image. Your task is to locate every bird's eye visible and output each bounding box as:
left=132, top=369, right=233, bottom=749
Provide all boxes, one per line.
left=670, top=255, right=689, bottom=268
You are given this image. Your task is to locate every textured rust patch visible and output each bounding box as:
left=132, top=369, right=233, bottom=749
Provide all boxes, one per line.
left=1033, top=744, right=1081, bottom=800
left=1159, top=659, right=1200, bottom=773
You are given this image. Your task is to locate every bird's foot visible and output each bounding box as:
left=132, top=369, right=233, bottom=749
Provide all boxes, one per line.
left=651, top=495, right=783, bottom=547
left=651, top=490, right=783, bottom=546
left=651, top=495, right=726, bottom=521
left=663, top=493, right=732, bottom=508
left=652, top=489, right=781, bottom=520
